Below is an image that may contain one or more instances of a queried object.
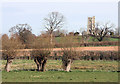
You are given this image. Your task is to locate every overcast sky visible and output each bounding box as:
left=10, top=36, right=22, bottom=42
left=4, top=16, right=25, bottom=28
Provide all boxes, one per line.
left=1, top=1, right=118, bottom=35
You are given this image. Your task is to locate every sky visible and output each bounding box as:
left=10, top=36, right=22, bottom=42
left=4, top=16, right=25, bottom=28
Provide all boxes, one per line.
left=1, top=0, right=118, bottom=35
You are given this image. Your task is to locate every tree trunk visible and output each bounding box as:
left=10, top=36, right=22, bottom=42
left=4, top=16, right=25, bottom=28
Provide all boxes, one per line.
left=62, top=59, right=72, bottom=72
left=5, top=59, right=13, bottom=72
left=41, top=59, right=47, bottom=72
left=34, top=57, right=41, bottom=71
left=34, top=57, right=47, bottom=72
left=37, top=64, right=40, bottom=71
left=50, top=34, right=53, bottom=44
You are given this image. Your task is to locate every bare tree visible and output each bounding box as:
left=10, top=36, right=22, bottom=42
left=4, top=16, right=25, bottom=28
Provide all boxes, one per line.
left=89, top=22, right=114, bottom=41
left=44, top=12, right=65, bottom=44
left=2, top=34, right=24, bottom=72
left=9, top=24, right=33, bottom=48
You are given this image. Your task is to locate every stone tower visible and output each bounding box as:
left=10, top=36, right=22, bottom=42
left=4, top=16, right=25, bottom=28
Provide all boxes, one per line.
left=87, top=16, right=95, bottom=34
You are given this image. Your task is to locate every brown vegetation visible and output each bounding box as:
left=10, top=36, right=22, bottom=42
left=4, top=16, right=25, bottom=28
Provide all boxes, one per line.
left=30, top=36, right=53, bottom=72
left=60, top=36, right=80, bottom=72
left=1, top=34, right=24, bottom=72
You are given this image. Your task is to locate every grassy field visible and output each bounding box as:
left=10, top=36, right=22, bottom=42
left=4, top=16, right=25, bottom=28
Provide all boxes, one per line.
left=2, top=70, right=118, bottom=82
left=2, top=60, right=118, bottom=82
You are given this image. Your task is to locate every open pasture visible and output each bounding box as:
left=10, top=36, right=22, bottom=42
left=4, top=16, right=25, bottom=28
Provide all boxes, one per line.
left=2, top=60, right=118, bottom=82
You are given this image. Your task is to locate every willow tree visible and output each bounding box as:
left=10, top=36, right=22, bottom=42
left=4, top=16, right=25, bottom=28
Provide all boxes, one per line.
left=2, top=34, right=24, bottom=72
left=60, top=36, right=80, bottom=72
left=31, top=36, right=53, bottom=72
left=44, top=12, right=65, bottom=44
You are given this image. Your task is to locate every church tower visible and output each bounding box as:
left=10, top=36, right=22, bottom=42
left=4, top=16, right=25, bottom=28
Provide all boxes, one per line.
left=87, top=16, right=95, bottom=34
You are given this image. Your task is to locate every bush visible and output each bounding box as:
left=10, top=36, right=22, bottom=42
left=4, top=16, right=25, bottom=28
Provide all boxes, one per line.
left=51, top=51, right=119, bottom=61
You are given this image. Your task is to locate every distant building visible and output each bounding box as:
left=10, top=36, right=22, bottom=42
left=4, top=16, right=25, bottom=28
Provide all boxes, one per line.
left=87, top=16, right=95, bottom=34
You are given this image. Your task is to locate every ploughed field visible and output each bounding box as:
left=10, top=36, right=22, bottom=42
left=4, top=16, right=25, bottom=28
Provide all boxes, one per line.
left=52, top=46, right=118, bottom=51
left=2, top=60, right=118, bottom=82
left=14, top=46, right=118, bottom=52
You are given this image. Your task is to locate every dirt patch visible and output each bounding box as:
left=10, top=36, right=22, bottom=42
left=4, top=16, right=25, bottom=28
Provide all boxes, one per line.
left=53, top=46, right=118, bottom=51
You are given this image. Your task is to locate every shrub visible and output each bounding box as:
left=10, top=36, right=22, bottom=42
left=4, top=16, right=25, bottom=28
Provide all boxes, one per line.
left=81, top=51, right=118, bottom=61
left=50, top=51, right=119, bottom=61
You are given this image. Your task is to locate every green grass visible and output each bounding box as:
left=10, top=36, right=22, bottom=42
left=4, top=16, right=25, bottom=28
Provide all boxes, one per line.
left=54, top=36, right=118, bottom=43
left=2, top=60, right=118, bottom=71
left=109, top=38, right=118, bottom=41
left=2, top=70, right=118, bottom=82
left=87, top=36, right=118, bottom=42
left=2, top=60, right=118, bottom=82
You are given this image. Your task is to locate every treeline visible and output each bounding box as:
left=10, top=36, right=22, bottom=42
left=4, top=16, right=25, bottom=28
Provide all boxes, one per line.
left=1, top=34, right=118, bottom=49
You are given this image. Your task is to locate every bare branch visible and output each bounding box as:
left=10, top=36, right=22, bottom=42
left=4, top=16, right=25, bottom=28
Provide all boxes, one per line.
left=89, top=22, right=114, bottom=41
left=44, top=12, right=65, bottom=34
